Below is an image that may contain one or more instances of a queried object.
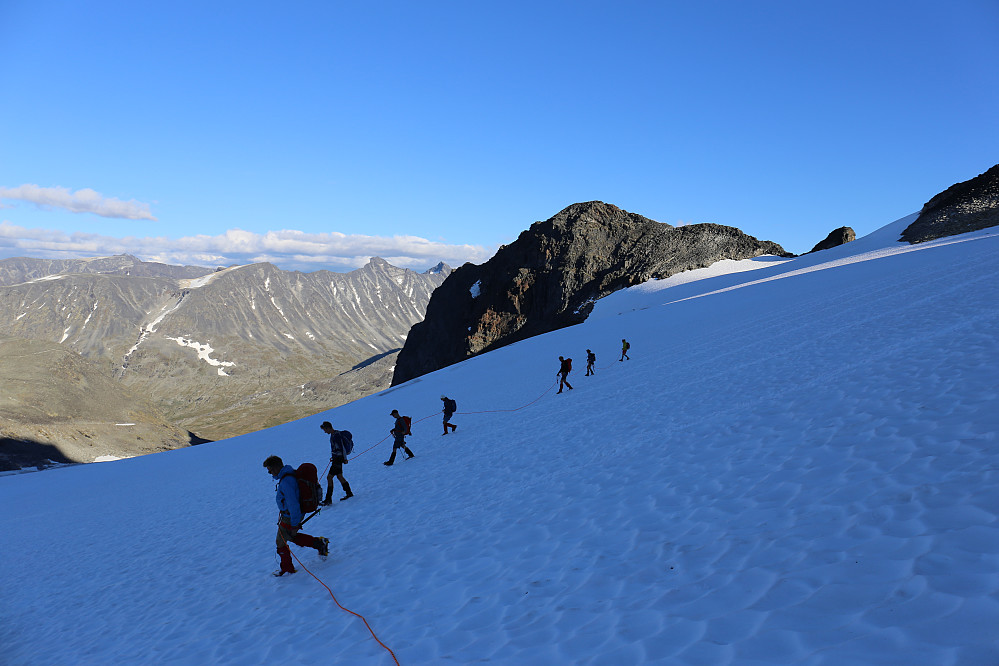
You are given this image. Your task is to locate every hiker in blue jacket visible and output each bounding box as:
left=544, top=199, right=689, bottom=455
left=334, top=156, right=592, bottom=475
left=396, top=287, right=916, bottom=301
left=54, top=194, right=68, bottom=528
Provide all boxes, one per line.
left=263, top=455, right=329, bottom=576
left=320, top=421, right=354, bottom=504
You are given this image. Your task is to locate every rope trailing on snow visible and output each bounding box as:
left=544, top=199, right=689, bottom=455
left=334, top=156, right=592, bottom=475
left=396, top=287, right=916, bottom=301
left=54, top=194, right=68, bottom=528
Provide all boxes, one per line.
left=289, top=549, right=400, bottom=666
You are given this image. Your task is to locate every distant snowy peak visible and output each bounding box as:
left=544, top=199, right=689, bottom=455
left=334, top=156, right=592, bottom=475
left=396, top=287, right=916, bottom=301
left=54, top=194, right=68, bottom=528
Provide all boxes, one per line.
left=0, top=254, right=452, bottom=453
left=0, top=254, right=213, bottom=286
left=426, top=261, right=451, bottom=275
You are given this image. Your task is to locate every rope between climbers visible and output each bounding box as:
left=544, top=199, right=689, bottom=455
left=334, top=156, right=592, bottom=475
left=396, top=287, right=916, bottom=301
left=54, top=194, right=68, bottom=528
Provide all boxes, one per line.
left=345, top=380, right=558, bottom=461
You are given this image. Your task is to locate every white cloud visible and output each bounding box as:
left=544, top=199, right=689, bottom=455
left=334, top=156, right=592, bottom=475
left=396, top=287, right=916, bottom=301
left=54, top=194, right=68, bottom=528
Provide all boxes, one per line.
left=0, top=221, right=493, bottom=272
left=0, top=184, right=157, bottom=221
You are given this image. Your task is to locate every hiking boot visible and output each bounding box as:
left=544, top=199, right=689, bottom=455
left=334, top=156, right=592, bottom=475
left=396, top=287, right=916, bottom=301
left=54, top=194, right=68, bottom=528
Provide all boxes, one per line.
left=406, top=453, right=415, bottom=459
left=320, top=499, right=333, bottom=506
left=383, top=461, right=393, bottom=466
left=272, top=568, right=296, bottom=577
left=316, top=537, right=330, bottom=559
left=339, top=493, right=353, bottom=501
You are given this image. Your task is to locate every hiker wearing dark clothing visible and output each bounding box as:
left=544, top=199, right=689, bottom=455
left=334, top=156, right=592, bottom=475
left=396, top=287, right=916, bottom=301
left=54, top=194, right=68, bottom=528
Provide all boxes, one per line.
left=620, top=338, right=631, bottom=361
left=441, top=395, right=458, bottom=435
left=320, top=421, right=353, bottom=504
left=556, top=356, right=574, bottom=393
left=384, top=409, right=415, bottom=466
left=585, top=349, right=596, bottom=376
left=263, top=455, right=329, bottom=576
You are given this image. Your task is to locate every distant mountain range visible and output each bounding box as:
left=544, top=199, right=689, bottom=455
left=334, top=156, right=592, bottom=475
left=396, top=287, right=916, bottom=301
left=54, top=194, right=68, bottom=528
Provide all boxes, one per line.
left=0, top=256, right=450, bottom=468
left=3, top=163, right=996, bottom=470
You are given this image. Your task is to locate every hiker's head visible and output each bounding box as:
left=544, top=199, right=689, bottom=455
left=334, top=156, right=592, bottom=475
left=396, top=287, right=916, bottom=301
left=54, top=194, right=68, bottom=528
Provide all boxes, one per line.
left=440, top=395, right=446, bottom=401
left=263, top=455, right=283, bottom=476
left=559, top=356, right=564, bottom=361
left=320, top=421, right=333, bottom=433
left=390, top=409, right=400, bottom=417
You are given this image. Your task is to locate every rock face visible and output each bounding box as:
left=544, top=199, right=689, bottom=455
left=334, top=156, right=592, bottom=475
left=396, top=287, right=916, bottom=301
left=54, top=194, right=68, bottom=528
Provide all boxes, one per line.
left=901, top=164, right=999, bottom=243
left=392, top=201, right=790, bottom=385
left=0, top=256, right=450, bottom=461
left=807, top=227, right=856, bottom=253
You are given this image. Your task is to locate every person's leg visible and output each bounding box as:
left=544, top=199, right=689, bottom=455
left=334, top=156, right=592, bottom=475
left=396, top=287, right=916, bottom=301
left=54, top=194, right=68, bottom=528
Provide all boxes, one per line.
left=275, top=526, right=296, bottom=574
left=324, top=469, right=336, bottom=504
left=339, top=473, right=353, bottom=499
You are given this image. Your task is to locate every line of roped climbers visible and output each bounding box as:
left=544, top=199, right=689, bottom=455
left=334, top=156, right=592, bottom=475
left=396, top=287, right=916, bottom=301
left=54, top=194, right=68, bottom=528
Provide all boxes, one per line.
left=261, top=338, right=632, bottom=576
left=257, top=339, right=632, bottom=653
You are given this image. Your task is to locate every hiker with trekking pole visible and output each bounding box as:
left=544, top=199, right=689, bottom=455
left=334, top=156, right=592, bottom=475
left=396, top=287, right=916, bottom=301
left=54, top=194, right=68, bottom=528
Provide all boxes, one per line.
left=263, top=455, right=329, bottom=576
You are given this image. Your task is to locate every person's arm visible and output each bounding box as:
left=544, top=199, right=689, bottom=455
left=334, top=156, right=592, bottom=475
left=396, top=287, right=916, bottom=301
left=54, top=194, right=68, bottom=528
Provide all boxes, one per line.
left=282, top=476, right=303, bottom=527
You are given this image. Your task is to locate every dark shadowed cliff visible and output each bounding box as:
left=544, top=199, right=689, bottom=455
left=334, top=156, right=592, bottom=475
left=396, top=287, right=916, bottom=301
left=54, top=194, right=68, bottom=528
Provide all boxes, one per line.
left=901, top=164, right=999, bottom=244
left=392, top=202, right=790, bottom=385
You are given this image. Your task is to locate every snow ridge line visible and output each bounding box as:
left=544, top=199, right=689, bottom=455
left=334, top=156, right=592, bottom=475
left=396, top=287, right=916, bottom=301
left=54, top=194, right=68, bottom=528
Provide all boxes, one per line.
left=658, top=230, right=999, bottom=310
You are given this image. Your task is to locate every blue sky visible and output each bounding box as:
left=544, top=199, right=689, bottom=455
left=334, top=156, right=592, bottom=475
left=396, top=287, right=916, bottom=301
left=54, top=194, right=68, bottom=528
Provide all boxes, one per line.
left=1, top=0, right=997, bottom=272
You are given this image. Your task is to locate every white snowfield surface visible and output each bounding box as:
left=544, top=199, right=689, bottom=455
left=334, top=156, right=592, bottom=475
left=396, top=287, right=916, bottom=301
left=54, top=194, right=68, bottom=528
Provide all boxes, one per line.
left=1, top=215, right=997, bottom=665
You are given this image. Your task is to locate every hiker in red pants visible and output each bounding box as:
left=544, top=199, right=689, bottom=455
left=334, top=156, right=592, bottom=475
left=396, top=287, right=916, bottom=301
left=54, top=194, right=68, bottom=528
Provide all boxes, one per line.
left=263, top=455, right=329, bottom=576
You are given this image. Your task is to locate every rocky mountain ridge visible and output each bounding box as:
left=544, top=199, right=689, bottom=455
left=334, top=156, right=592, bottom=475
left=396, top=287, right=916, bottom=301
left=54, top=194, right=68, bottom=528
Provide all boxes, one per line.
left=0, top=257, right=450, bottom=466
left=392, top=201, right=791, bottom=385
left=0, top=253, right=214, bottom=286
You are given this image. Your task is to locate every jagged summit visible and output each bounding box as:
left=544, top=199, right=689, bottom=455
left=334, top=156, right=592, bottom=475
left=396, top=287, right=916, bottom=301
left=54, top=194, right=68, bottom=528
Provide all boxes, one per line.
left=426, top=261, right=450, bottom=275
left=392, top=201, right=789, bottom=385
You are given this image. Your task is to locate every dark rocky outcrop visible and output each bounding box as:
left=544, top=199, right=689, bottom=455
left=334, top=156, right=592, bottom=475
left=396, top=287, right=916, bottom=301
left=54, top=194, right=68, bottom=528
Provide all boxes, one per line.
left=901, top=164, right=999, bottom=243
left=807, top=227, right=856, bottom=253
left=392, top=201, right=790, bottom=385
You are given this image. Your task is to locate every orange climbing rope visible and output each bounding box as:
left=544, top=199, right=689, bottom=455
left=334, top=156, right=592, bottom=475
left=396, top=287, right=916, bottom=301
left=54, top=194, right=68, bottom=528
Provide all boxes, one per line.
left=289, top=549, right=400, bottom=665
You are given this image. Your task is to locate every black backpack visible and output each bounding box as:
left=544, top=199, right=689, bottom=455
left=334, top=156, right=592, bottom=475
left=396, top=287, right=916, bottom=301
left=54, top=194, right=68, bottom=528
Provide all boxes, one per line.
left=333, top=430, right=354, bottom=456
left=443, top=398, right=457, bottom=413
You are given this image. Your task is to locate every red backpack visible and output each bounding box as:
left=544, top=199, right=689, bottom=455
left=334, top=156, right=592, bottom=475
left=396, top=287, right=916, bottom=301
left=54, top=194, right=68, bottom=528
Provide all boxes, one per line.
left=295, top=463, right=322, bottom=514
left=402, top=416, right=412, bottom=436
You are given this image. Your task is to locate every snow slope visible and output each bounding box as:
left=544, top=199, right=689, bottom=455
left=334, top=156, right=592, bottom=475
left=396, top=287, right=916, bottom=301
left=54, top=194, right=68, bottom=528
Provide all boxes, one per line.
left=2, top=218, right=998, bottom=665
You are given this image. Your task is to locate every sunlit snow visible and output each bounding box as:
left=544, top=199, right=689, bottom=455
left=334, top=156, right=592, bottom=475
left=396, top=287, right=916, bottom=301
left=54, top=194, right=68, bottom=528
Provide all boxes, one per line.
left=1, top=217, right=997, bottom=665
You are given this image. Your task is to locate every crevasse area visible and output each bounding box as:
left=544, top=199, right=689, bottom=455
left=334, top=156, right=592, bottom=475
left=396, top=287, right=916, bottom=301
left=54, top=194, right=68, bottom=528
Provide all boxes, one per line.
left=1, top=216, right=997, bottom=665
